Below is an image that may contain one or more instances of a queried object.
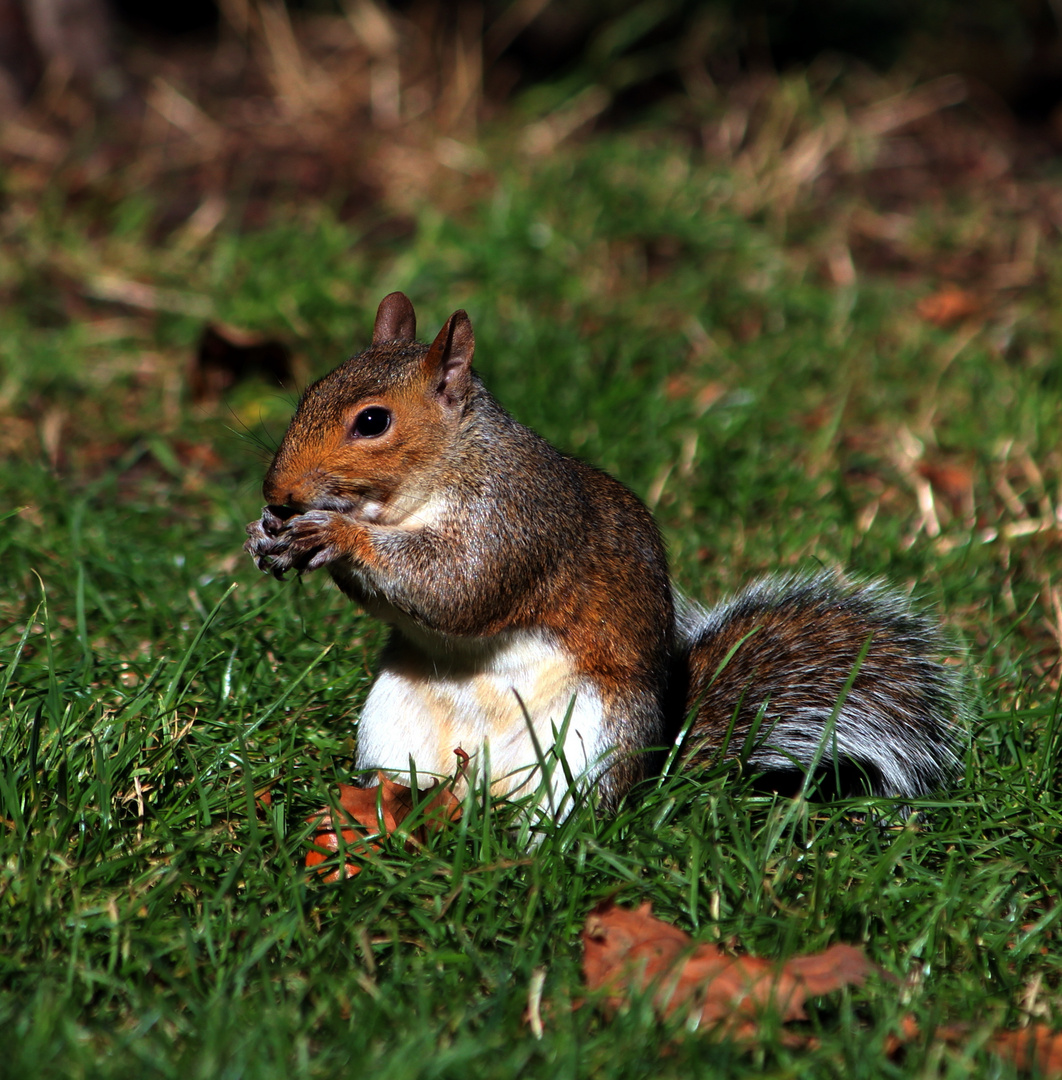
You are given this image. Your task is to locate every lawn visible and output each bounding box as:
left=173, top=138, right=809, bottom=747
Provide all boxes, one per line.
left=2, top=17, right=1062, bottom=1078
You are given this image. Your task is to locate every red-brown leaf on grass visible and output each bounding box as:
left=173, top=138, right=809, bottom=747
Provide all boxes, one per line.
left=989, top=1025, right=1062, bottom=1075
left=916, top=285, right=982, bottom=327
left=581, top=902, right=879, bottom=1039
left=306, top=749, right=467, bottom=881
left=887, top=1016, right=1062, bottom=1076
left=664, top=375, right=727, bottom=413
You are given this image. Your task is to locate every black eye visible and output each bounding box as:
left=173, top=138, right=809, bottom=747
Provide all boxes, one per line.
left=352, top=407, right=391, bottom=438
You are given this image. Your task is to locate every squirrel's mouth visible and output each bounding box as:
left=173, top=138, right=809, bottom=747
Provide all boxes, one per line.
left=266, top=492, right=368, bottom=518
left=265, top=503, right=301, bottom=521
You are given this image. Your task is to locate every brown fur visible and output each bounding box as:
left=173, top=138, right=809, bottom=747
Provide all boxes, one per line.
left=247, top=294, right=961, bottom=809
left=248, top=294, right=672, bottom=806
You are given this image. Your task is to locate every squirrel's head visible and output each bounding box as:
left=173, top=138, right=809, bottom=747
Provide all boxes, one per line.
left=262, top=292, right=476, bottom=524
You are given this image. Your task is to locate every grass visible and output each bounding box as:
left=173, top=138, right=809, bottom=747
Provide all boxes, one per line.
left=3, top=77, right=1062, bottom=1077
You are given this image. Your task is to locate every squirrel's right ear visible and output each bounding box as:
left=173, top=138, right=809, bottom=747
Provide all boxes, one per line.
left=424, top=310, right=474, bottom=406
left=372, top=292, right=417, bottom=345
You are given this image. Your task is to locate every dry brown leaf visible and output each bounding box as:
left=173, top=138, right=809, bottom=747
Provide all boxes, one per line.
left=582, top=906, right=1062, bottom=1071
left=916, top=461, right=974, bottom=510
left=988, top=1025, right=1062, bottom=1074
left=664, top=375, right=727, bottom=412
left=916, top=285, right=982, bottom=327
left=581, top=901, right=878, bottom=1039
left=887, top=1015, right=1062, bottom=1075
left=306, top=749, right=467, bottom=881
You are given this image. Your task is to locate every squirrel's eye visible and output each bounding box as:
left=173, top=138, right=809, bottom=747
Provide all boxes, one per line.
left=351, top=407, right=391, bottom=438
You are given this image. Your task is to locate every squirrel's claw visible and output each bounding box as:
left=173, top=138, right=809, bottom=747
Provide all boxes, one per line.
left=245, top=514, right=287, bottom=577
left=245, top=508, right=339, bottom=578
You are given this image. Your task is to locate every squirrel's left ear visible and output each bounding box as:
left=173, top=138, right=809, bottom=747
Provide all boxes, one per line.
left=424, top=310, right=474, bottom=406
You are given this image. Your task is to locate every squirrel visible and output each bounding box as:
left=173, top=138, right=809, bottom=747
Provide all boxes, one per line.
left=245, top=292, right=962, bottom=813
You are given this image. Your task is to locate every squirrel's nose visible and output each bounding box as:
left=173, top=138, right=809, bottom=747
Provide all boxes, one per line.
left=262, top=475, right=301, bottom=510
left=263, top=460, right=324, bottom=513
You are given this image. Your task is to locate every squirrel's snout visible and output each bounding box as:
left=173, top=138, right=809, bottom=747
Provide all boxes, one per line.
left=263, top=467, right=324, bottom=514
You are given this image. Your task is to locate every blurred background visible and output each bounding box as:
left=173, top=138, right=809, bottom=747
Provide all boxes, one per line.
left=2, top=1, right=1061, bottom=674
left=4, top=0, right=1062, bottom=266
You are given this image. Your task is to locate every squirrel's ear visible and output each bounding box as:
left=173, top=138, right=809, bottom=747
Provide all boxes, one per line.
left=424, top=310, right=474, bottom=406
left=372, top=292, right=417, bottom=345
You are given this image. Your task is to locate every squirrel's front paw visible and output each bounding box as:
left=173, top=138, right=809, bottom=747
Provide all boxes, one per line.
left=244, top=508, right=341, bottom=579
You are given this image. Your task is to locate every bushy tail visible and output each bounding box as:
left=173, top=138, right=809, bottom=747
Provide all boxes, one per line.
left=675, top=571, right=964, bottom=799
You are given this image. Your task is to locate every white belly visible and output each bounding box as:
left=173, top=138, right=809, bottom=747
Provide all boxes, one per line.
left=354, top=628, right=609, bottom=815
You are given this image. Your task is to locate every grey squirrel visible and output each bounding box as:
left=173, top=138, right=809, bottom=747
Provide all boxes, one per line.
left=245, top=293, right=962, bottom=812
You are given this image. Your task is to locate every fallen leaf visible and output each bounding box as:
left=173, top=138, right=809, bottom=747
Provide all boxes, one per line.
left=916, top=461, right=974, bottom=512
left=882, top=1013, right=924, bottom=1057
left=582, top=907, right=1062, bottom=1072
left=887, top=1016, right=1062, bottom=1075
left=306, top=749, right=467, bottom=881
left=988, top=1025, right=1062, bottom=1074
left=581, top=901, right=878, bottom=1038
left=665, top=375, right=727, bottom=413
left=916, top=285, right=981, bottom=327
